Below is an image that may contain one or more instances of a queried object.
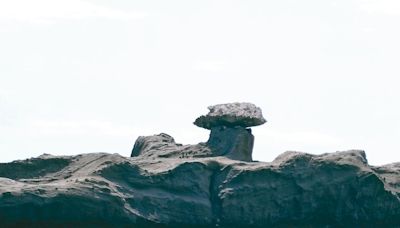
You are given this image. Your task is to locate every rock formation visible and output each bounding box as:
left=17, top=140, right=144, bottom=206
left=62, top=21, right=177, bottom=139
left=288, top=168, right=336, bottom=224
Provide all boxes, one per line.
left=1, top=103, right=400, bottom=227
left=1, top=150, right=399, bottom=227
left=197, top=102, right=266, bottom=162
left=131, top=102, right=266, bottom=162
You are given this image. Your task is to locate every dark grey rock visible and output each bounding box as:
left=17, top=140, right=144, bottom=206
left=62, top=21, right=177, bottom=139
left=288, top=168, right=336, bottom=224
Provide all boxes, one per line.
left=1, top=150, right=399, bottom=227
left=206, top=126, right=254, bottom=162
left=131, top=133, right=176, bottom=157
left=194, top=102, right=266, bottom=129
left=131, top=128, right=254, bottom=162
left=131, top=133, right=213, bottom=159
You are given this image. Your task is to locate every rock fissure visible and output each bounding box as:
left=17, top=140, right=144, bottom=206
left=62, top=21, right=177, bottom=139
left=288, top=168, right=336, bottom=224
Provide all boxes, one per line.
left=208, top=164, right=224, bottom=226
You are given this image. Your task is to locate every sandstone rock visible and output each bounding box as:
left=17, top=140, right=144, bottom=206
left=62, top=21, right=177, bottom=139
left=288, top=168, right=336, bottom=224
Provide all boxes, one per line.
left=194, top=102, right=266, bottom=129
left=1, top=150, right=399, bottom=227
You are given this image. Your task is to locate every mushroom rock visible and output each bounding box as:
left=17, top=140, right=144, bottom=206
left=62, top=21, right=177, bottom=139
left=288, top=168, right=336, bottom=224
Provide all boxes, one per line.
left=131, top=102, right=266, bottom=162
left=195, top=102, right=266, bottom=162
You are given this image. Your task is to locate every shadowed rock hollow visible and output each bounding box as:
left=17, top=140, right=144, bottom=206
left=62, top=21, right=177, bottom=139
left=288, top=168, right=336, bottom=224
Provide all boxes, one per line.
left=1, top=103, right=400, bottom=227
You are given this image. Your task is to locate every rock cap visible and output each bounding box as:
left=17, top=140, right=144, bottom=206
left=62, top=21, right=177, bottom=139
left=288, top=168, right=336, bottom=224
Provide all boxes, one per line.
left=194, top=102, right=266, bottom=129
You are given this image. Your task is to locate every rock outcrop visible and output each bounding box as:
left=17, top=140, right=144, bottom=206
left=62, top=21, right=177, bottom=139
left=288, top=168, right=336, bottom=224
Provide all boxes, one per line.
left=132, top=102, right=265, bottom=162
left=1, top=103, right=400, bottom=227
left=1, top=150, right=399, bottom=227
left=130, top=133, right=212, bottom=159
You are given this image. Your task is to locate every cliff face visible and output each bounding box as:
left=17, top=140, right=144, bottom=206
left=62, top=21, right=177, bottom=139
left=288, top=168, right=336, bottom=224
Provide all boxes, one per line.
left=0, top=148, right=399, bottom=227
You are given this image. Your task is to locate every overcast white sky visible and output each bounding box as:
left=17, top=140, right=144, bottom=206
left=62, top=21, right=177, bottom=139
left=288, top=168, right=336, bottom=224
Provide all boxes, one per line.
left=1, top=0, right=399, bottom=165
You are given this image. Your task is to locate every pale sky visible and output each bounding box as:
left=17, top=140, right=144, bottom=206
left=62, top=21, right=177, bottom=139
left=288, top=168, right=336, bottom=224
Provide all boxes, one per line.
left=1, top=0, right=400, bottom=165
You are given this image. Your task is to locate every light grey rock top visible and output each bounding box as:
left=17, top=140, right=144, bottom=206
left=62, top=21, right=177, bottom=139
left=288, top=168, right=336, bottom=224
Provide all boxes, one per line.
left=194, top=102, right=267, bottom=129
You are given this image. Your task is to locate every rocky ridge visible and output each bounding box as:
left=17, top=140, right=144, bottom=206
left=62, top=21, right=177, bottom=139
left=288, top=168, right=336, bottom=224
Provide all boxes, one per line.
left=0, top=103, right=399, bottom=227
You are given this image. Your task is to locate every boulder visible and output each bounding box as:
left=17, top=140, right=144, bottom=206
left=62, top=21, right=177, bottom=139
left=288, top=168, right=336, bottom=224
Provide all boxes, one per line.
left=194, top=102, right=266, bottom=129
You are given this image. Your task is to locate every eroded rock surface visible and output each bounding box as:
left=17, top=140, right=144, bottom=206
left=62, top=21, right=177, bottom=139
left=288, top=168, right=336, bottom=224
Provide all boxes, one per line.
left=1, top=150, right=400, bottom=227
left=131, top=129, right=254, bottom=161
left=131, top=133, right=212, bottom=159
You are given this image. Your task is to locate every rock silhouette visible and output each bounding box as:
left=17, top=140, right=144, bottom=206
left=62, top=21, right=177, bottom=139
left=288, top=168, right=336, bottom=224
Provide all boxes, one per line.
left=1, top=103, right=400, bottom=227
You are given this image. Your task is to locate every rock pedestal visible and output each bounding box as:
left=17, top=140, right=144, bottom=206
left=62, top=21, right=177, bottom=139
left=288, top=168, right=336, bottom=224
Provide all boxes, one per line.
left=207, top=126, right=254, bottom=162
